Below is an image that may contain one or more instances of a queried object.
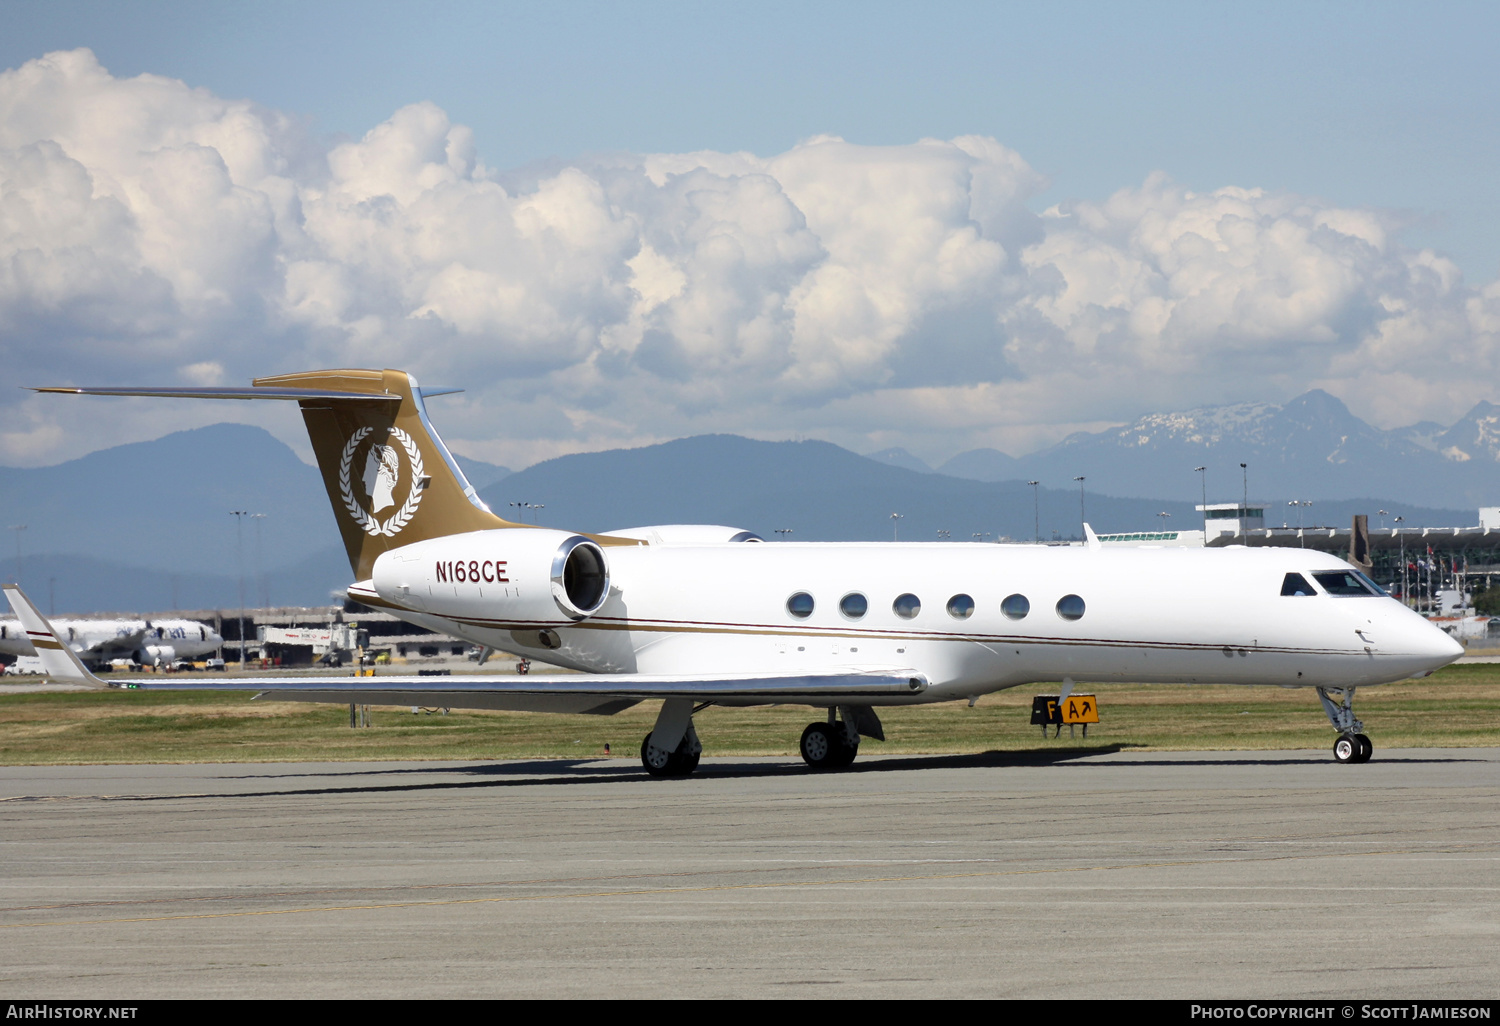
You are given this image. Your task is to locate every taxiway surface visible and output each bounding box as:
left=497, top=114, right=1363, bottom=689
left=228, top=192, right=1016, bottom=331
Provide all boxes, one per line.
left=1, top=749, right=1497, bottom=999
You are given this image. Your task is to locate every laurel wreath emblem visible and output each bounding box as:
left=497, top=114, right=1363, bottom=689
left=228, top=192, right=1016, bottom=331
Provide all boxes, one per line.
left=338, top=426, right=426, bottom=537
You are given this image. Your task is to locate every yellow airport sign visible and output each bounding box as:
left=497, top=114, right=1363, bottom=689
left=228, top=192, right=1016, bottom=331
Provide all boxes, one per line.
left=1060, top=695, right=1099, bottom=724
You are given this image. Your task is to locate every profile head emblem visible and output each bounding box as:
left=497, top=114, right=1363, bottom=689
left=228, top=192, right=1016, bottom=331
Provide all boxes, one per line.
left=338, top=426, right=425, bottom=537
left=363, top=444, right=400, bottom=513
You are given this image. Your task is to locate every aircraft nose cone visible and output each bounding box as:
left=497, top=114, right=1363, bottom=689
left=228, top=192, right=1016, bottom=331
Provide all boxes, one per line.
left=1433, top=629, right=1466, bottom=663
left=1406, top=619, right=1465, bottom=666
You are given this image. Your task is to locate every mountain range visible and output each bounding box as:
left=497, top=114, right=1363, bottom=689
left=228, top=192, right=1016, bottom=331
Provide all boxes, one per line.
left=929, top=390, right=1500, bottom=510
left=0, top=390, right=1487, bottom=613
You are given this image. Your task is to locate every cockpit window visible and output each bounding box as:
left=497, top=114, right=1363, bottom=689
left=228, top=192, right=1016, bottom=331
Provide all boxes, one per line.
left=1312, top=571, right=1379, bottom=596
left=1354, top=570, right=1392, bottom=598
left=1280, top=573, right=1316, bottom=596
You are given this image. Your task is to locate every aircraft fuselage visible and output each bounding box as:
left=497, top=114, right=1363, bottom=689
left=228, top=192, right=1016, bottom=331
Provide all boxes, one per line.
left=358, top=536, right=1462, bottom=703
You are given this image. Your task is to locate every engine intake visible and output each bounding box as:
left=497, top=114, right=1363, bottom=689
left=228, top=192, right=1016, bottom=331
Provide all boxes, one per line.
left=552, top=535, right=609, bottom=619
left=371, top=529, right=611, bottom=625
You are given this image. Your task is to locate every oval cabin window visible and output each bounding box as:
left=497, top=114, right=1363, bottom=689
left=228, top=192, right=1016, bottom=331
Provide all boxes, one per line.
left=1001, top=593, right=1030, bottom=620
left=839, top=593, right=868, bottom=619
left=892, top=593, right=921, bottom=619
left=786, top=592, right=815, bottom=619
left=946, top=594, right=975, bottom=620
left=1056, top=594, right=1085, bottom=621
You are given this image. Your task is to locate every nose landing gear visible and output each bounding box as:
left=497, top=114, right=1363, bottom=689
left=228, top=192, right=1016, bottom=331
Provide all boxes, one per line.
left=1333, top=732, right=1373, bottom=764
left=1318, top=686, right=1373, bottom=763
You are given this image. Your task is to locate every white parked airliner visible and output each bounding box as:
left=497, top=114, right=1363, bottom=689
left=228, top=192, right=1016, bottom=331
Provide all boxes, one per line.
left=15, top=368, right=1463, bottom=774
left=0, top=613, right=221, bottom=669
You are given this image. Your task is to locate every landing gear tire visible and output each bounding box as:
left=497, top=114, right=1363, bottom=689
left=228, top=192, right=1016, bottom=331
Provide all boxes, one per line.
left=800, top=722, right=858, bottom=770
left=1353, top=733, right=1373, bottom=763
left=640, top=732, right=699, bottom=777
left=1334, top=733, right=1360, bottom=763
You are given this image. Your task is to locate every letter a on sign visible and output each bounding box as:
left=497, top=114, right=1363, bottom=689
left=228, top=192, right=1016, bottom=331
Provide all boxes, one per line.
left=1061, top=696, right=1099, bottom=724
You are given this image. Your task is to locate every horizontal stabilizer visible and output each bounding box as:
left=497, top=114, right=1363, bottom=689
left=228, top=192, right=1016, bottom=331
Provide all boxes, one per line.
left=29, top=386, right=399, bottom=403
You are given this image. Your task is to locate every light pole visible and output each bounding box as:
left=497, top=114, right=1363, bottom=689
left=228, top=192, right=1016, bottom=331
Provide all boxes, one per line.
left=1240, top=462, right=1248, bottom=511
left=1288, top=500, right=1309, bottom=547
left=1073, top=477, right=1085, bottom=539
left=8, top=524, right=24, bottom=583
left=1157, top=512, right=1172, bottom=532
left=1194, top=467, right=1206, bottom=538
left=775, top=528, right=793, bottom=540
left=937, top=530, right=950, bottom=539
left=532, top=504, right=544, bottom=524
left=230, top=511, right=249, bottom=668
left=890, top=512, right=904, bottom=542
left=1393, top=516, right=1406, bottom=606
left=1027, top=481, right=1040, bottom=544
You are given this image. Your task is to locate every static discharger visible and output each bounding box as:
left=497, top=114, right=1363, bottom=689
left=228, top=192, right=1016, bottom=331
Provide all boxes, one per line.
left=1031, top=693, right=1100, bottom=738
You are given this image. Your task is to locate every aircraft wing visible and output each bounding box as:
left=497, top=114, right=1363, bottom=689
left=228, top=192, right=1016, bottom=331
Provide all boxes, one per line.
left=4, top=581, right=925, bottom=713
left=81, top=629, right=149, bottom=658
left=109, top=669, right=928, bottom=714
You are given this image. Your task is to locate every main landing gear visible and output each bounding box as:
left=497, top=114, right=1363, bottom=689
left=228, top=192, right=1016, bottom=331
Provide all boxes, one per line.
left=799, top=705, right=883, bottom=770
left=637, top=700, right=886, bottom=776
left=641, top=731, right=700, bottom=776
left=640, top=697, right=702, bottom=778
left=1317, top=686, right=1372, bottom=764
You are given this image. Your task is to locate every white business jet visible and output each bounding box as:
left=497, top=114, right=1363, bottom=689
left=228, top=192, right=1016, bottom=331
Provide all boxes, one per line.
left=21, top=369, right=1462, bottom=773
left=0, top=613, right=221, bottom=669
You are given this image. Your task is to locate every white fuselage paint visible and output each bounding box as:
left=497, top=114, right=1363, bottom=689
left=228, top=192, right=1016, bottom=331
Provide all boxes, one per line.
left=365, top=538, right=1463, bottom=704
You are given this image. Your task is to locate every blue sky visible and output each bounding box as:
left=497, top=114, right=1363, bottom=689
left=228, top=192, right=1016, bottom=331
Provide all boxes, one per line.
left=6, top=0, right=1495, bottom=275
left=1, top=1, right=1498, bottom=469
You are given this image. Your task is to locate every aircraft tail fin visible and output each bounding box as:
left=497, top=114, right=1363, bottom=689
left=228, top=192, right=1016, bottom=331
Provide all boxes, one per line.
left=249, top=369, right=522, bottom=578
left=1, top=584, right=109, bottom=688
left=34, top=369, right=530, bottom=579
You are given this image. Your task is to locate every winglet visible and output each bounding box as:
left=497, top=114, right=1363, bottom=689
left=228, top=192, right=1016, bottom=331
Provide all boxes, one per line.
left=1084, top=523, right=1101, bottom=551
left=0, top=584, right=110, bottom=688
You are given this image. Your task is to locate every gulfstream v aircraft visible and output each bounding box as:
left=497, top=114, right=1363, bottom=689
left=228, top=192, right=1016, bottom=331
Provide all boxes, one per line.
left=20, top=368, right=1463, bottom=773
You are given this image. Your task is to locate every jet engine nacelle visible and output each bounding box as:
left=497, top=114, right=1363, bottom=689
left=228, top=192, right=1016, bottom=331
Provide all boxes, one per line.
left=138, top=645, right=176, bottom=667
left=371, top=529, right=611, bottom=625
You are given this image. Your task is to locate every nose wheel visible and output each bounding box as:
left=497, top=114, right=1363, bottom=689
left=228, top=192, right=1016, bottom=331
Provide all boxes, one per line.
left=1319, top=687, right=1373, bottom=763
left=1334, top=732, right=1372, bottom=764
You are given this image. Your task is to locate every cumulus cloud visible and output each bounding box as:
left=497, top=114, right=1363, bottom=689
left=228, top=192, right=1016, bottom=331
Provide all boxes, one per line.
left=1, top=48, right=1497, bottom=468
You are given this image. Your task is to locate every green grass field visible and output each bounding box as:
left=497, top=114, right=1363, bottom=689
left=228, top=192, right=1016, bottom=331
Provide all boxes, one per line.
left=1, top=664, right=1497, bottom=765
